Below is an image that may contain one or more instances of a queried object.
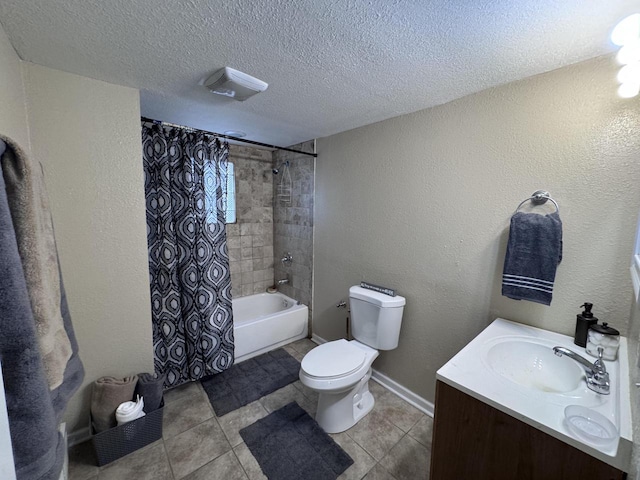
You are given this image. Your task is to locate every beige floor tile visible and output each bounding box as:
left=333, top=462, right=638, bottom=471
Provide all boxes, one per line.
left=98, top=440, right=172, bottom=480
left=290, top=338, right=316, bottom=355
left=164, top=381, right=202, bottom=405
left=292, top=379, right=319, bottom=402
left=297, top=393, right=318, bottom=417
left=407, top=415, right=434, bottom=448
left=183, top=450, right=248, bottom=480
left=374, top=393, right=423, bottom=433
left=233, top=442, right=267, bottom=480
left=68, top=440, right=99, bottom=480
left=283, top=344, right=305, bottom=362
left=163, top=390, right=213, bottom=438
left=368, top=380, right=389, bottom=400
left=217, top=401, right=269, bottom=447
left=259, top=383, right=307, bottom=413
left=363, top=463, right=397, bottom=480
left=330, top=432, right=376, bottom=480
left=165, top=418, right=232, bottom=479
left=379, top=434, right=430, bottom=480
left=345, top=410, right=404, bottom=461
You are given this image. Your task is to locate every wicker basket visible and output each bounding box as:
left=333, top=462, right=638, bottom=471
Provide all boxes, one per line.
left=91, top=400, right=164, bottom=466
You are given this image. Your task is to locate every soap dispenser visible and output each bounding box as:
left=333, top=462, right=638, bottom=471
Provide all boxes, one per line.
left=574, top=303, right=598, bottom=347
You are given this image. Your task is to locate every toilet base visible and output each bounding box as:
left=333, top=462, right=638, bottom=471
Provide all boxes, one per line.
left=314, top=369, right=375, bottom=433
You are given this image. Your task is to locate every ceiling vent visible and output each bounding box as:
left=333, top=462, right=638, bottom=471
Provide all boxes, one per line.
left=204, top=67, right=268, bottom=101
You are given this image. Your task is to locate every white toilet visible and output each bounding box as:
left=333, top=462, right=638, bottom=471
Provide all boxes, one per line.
left=299, top=285, right=406, bottom=433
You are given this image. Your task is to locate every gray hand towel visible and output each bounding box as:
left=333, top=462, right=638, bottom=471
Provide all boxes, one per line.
left=502, top=211, right=563, bottom=306
left=0, top=150, right=65, bottom=480
left=0, top=136, right=73, bottom=390
left=1, top=137, right=83, bottom=480
left=134, top=372, right=166, bottom=413
left=91, top=376, right=138, bottom=433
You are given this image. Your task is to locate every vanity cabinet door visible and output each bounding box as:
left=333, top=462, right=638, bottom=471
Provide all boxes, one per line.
left=430, top=380, right=625, bottom=480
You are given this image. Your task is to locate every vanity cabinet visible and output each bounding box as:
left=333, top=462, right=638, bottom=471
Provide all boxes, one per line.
left=430, top=381, right=626, bottom=480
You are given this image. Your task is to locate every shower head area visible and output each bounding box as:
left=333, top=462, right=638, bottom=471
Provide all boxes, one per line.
left=272, top=161, right=290, bottom=175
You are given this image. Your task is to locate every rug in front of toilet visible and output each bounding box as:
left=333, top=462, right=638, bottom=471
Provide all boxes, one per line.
left=240, top=401, right=354, bottom=480
left=201, top=348, right=299, bottom=416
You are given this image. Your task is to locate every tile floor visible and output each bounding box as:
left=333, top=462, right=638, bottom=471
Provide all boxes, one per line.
left=68, top=339, right=433, bottom=480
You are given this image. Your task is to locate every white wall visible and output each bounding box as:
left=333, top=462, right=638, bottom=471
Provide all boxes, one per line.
left=315, top=54, right=640, bottom=403
left=0, top=24, right=29, bottom=150
left=22, top=63, right=154, bottom=432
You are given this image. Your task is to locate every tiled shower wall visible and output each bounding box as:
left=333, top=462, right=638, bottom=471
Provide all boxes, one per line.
left=273, top=140, right=315, bottom=328
left=227, top=145, right=275, bottom=298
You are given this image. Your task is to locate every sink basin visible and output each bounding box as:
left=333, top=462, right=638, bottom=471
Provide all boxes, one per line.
left=484, top=339, right=583, bottom=393
left=437, top=318, right=632, bottom=471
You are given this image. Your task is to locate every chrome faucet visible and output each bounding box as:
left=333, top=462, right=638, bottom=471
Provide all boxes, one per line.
left=552, top=346, right=610, bottom=395
left=277, top=277, right=289, bottom=285
left=281, top=252, right=293, bottom=266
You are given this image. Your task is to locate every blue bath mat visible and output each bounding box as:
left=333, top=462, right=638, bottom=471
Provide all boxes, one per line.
left=240, top=402, right=353, bottom=480
left=201, top=348, right=300, bottom=416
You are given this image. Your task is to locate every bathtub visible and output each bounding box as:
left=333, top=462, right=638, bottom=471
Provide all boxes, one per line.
left=233, top=292, right=308, bottom=363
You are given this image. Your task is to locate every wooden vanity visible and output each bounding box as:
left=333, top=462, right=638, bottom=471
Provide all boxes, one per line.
left=430, top=319, right=632, bottom=480
left=430, top=380, right=626, bottom=480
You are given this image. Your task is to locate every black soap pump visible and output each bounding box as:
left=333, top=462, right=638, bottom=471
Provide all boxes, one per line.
left=574, top=303, right=598, bottom=347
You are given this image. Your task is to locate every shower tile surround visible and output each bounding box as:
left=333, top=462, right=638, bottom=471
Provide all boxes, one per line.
left=227, top=140, right=315, bottom=335
left=273, top=140, right=315, bottom=327
left=226, top=145, right=275, bottom=298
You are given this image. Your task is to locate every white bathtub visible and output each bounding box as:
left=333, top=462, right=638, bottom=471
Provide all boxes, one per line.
left=233, top=292, right=308, bottom=363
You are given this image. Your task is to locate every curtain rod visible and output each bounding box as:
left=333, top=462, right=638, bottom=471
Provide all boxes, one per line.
left=141, top=116, right=317, bottom=158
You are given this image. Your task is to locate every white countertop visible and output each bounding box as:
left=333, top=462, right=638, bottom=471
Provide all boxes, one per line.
left=436, top=318, right=632, bottom=472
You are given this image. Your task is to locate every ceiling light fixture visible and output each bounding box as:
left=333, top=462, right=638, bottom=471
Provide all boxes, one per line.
left=611, top=14, right=640, bottom=98
left=204, top=67, right=268, bottom=101
left=611, top=14, right=640, bottom=47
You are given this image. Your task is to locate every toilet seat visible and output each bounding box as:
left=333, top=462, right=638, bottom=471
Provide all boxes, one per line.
left=301, top=339, right=366, bottom=379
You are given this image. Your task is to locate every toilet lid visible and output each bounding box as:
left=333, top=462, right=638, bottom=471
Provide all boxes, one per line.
left=301, top=339, right=366, bottom=378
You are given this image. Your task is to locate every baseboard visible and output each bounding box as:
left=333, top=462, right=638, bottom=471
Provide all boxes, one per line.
left=369, top=369, right=434, bottom=417
left=67, top=426, right=90, bottom=447
left=310, top=334, right=434, bottom=417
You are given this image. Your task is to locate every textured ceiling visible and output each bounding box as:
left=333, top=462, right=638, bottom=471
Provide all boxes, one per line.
left=0, top=1, right=638, bottom=146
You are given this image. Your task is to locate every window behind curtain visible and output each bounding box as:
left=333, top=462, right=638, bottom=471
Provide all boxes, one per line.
left=205, top=161, right=236, bottom=224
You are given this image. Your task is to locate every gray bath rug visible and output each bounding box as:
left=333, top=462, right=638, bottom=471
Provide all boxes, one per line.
left=201, top=348, right=300, bottom=416
left=240, top=402, right=354, bottom=480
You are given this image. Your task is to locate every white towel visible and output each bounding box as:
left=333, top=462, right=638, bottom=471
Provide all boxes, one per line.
left=115, top=395, right=145, bottom=426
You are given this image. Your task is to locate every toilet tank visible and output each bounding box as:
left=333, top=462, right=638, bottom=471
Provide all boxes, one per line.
left=349, top=286, right=406, bottom=350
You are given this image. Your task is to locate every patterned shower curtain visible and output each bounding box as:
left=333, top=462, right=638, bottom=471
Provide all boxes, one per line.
left=142, top=124, right=234, bottom=388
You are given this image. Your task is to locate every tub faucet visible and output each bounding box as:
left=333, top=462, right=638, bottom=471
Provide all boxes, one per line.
left=552, top=346, right=610, bottom=395
left=277, top=277, right=289, bottom=285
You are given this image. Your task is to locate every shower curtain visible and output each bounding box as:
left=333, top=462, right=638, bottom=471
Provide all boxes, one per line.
left=142, top=124, right=234, bottom=388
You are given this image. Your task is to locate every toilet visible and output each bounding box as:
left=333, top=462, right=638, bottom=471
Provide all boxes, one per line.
left=299, top=285, right=406, bottom=433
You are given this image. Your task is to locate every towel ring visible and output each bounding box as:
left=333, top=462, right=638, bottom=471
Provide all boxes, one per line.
left=514, top=190, right=559, bottom=214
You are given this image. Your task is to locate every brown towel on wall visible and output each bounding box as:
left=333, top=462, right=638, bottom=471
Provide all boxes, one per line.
left=0, top=135, right=72, bottom=390
left=91, top=376, right=139, bottom=433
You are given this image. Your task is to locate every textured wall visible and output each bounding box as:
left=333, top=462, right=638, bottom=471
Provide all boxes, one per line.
left=0, top=25, right=29, bottom=150
left=273, top=141, right=315, bottom=328
left=22, top=63, right=154, bottom=432
left=227, top=144, right=275, bottom=297
left=315, top=55, right=640, bottom=403
left=628, top=299, right=640, bottom=479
